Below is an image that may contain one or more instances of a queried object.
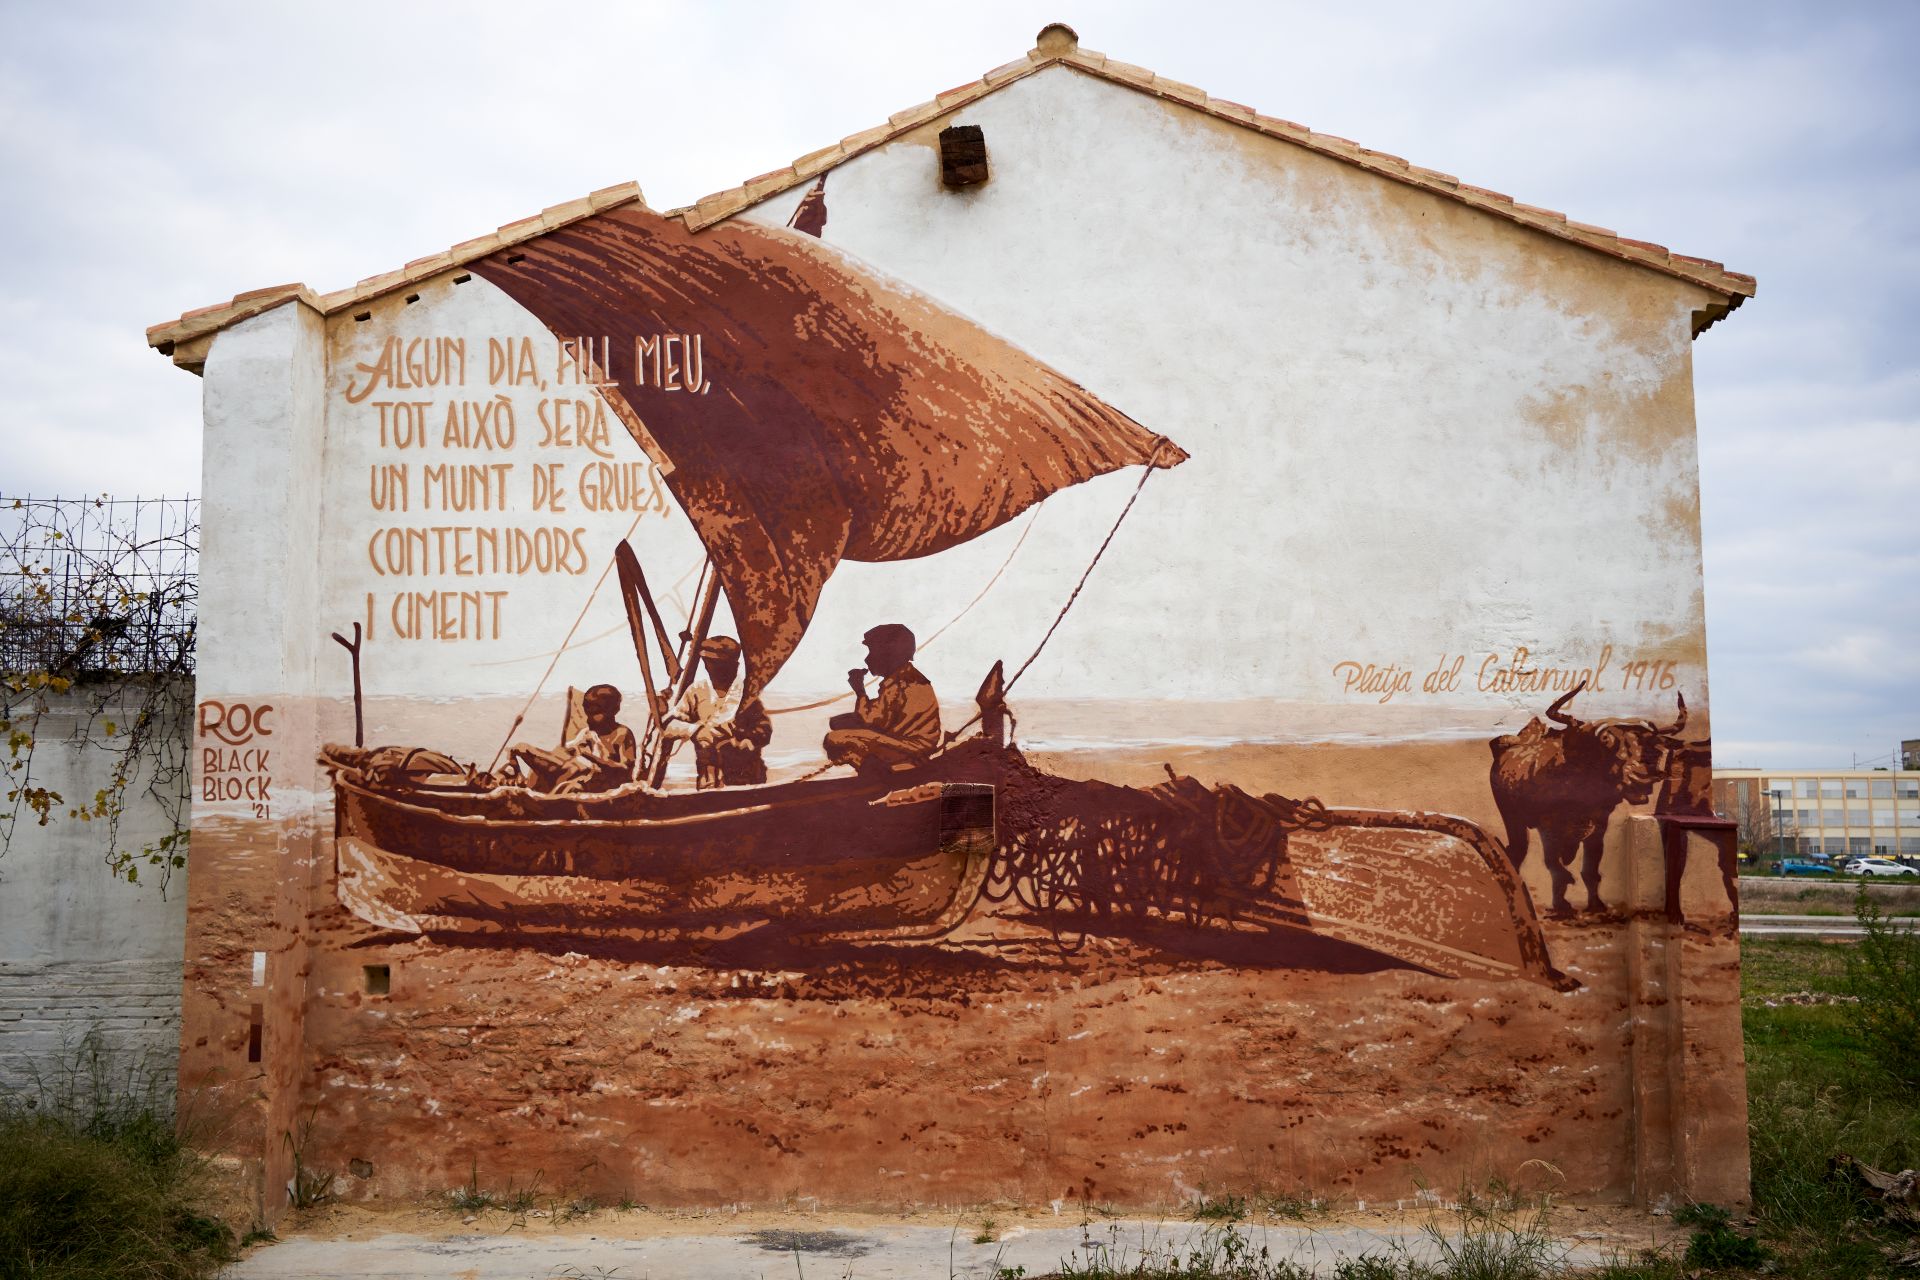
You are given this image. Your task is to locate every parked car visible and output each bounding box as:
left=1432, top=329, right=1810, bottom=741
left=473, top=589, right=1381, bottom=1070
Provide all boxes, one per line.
left=1842, top=857, right=1920, bottom=878
left=1777, top=859, right=1837, bottom=877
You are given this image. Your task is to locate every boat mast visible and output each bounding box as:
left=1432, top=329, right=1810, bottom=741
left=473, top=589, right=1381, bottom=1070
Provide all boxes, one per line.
left=613, top=543, right=669, bottom=757
left=648, top=567, right=721, bottom=787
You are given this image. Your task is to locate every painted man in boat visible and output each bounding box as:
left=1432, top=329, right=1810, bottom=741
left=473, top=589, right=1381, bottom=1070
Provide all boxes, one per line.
left=659, top=635, right=771, bottom=789
left=825, top=624, right=942, bottom=776
left=507, top=683, right=638, bottom=794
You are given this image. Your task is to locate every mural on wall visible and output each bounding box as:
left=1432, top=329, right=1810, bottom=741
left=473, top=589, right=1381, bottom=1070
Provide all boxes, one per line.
left=163, top=61, right=1754, bottom=1204
left=313, top=190, right=1726, bottom=1004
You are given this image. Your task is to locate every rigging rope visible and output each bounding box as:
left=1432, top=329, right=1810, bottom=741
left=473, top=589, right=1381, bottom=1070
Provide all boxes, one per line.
left=472, top=553, right=706, bottom=668
left=765, top=505, right=1041, bottom=717
left=942, top=439, right=1174, bottom=745
left=1005, top=439, right=1174, bottom=695
left=484, top=508, right=647, bottom=771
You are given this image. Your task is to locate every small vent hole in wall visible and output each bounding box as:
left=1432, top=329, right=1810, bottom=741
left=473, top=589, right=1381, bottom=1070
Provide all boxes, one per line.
left=506, top=253, right=526, bottom=264
left=453, top=274, right=471, bottom=285
left=353, top=311, right=371, bottom=322
left=404, top=293, right=420, bottom=305
left=939, top=124, right=990, bottom=188
left=363, top=964, right=391, bottom=996
left=246, top=1004, right=262, bottom=1063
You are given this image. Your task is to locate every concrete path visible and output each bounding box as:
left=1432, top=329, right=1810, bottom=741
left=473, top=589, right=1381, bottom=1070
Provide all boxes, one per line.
left=225, top=1218, right=1612, bottom=1278
left=1741, top=913, right=1874, bottom=936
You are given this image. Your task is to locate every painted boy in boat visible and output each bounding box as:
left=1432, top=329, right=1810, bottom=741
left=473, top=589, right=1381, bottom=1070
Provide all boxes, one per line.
left=510, top=683, right=637, bottom=793
left=660, top=635, right=771, bottom=789
left=824, top=623, right=942, bottom=775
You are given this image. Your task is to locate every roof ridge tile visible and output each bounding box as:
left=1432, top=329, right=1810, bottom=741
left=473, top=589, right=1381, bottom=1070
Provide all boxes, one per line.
left=148, top=28, right=1751, bottom=365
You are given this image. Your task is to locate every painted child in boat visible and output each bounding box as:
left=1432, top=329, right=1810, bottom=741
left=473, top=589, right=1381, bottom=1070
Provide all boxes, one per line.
left=660, top=635, right=772, bottom=789
left=509, top=683, right=638, bottom=794
left=825, top=624, right=942, bottom=776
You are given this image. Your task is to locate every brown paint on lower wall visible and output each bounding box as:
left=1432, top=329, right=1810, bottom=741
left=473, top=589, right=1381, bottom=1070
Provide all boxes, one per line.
left=181, top=717, right=1745, bottom=1215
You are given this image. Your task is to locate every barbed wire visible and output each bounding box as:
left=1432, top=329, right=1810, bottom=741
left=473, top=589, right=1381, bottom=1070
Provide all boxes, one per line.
left=1, top=495, right=198, bottom=887
left=0, top=495, right=198, bottom=678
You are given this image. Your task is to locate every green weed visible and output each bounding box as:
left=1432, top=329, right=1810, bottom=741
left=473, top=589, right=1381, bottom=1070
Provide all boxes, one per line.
left=1189, top=1194, right=1248, bottom=1222
left=1414, top=1196, right=1568, bottom=1280
left=1840, top=887, right=1920, bottom=1093
left=283, top=1104, right=334, bottom=1209
left=1742, top=933, right=1920, bottom=1278
left=1051, top=1221, right=1330, bottom=1278
left=0, top=1032, right=234, bottom=1280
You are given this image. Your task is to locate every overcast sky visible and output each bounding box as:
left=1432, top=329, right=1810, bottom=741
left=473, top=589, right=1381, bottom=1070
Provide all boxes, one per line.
left=1, top=0, right=1913, bottom=767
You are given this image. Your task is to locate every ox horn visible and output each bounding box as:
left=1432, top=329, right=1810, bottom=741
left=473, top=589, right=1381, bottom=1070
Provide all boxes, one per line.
left=1663, top=692, right=1688, bottom=736
left=1545, top=680, right=1587, bottom=727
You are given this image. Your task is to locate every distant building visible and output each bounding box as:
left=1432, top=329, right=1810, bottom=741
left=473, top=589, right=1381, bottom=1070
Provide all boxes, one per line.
left=1714, top=767, right=1920, bottom=860
left=1903, top=739, right=1920, bottom=771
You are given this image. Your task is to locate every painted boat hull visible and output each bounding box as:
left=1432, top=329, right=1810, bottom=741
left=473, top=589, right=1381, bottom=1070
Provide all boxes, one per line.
left=324, top=743, right=1567, bottom=986
left=331, top=765, right=996, bottom=943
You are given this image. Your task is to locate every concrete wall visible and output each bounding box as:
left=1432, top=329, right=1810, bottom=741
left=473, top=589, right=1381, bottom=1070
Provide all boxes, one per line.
left=176, top=57, right=1749, bottom=1219
left=0, top=689, right=190, bottom=1099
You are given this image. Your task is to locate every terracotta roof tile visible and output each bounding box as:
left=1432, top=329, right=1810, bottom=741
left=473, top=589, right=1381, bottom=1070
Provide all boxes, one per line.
left=230, top=283, right=303, bottom=304
left=983, top=57, right=1032, bottom=84
left=839, top=123, right=894, bottom=152
left=1100, top=58, right=1156, bottom=87
left=1256, top=114, right=1311, bottom=140
left=150, top=24, right=1750, bottom=366
left=888, top=100, right=943, bottom=129
left=660, top=27, right=1751, bottom=327
left=1151, top=77, right=1209, bottom=107
left=589, top=181, right=643, bottom=209
left=1458, top=184, right=1515, bottom=205
left=148, top=184, right=646, bottom=367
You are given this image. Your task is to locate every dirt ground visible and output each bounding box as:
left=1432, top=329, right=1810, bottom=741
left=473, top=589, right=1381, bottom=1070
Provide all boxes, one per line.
left=183, top=729, right=1745, bottom=1219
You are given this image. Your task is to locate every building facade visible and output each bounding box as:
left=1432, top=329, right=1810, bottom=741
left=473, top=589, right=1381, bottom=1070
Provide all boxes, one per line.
left=147, top=26, right=1754, bottom=1220
left=1714, top=767, right=1920, bottom=861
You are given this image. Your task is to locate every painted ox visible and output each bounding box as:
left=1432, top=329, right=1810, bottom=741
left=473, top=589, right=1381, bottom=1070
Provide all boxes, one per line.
left=1489, top=683, right=1688, bottom=915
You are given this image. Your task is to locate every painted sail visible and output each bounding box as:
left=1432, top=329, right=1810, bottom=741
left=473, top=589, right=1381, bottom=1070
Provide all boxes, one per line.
left=470, top=205, right=1183, bottom=698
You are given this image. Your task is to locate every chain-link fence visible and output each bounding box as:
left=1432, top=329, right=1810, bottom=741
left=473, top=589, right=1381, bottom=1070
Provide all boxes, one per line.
left=0, top=496, right=198, bottom=679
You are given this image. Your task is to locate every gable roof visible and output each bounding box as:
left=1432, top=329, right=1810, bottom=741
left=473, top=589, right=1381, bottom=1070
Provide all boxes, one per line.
left=147, top=22, right=1752, bottom=373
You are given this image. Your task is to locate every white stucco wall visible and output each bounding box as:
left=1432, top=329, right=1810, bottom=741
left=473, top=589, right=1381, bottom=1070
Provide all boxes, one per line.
left=293, top=64, right=1713, bottom=744
left=0, top=692, right=190, bottom=1098
left=741, top=66, right=1715, bottom=724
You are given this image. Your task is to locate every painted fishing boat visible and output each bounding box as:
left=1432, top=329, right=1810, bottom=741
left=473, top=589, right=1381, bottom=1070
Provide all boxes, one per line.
left=322, top=728, right=1567, bottom=987
left=320, top=196, right=1568, bottom=988
left=324, top=741, right=999, bottom=944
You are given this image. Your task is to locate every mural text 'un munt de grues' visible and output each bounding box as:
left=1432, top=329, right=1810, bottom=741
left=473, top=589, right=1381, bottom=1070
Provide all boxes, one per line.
left=152, top=25, right=1756, bottom=1220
